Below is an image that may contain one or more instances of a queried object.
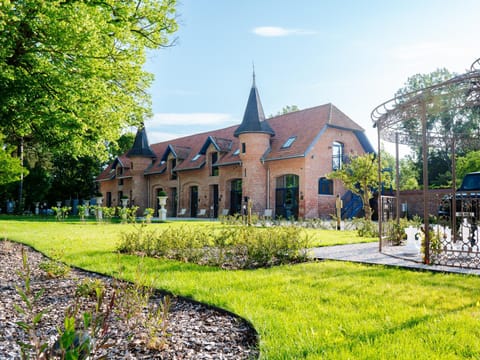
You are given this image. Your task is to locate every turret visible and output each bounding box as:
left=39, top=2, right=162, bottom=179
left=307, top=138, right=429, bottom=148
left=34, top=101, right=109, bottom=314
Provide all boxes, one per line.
left=235, top=72, right=274, bottom=213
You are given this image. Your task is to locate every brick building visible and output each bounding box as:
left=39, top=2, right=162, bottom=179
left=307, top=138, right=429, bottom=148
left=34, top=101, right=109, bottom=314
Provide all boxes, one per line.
left=97, top=76, right=374, bottom=219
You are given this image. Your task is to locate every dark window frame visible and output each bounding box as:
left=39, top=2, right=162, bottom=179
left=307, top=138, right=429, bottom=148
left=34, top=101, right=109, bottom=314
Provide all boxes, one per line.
left=318, top=177, right=333, bottom=195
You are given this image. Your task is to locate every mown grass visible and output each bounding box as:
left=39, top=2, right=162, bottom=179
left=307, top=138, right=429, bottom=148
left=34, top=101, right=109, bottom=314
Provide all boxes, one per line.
left=3, top=218, right=480, bottom=359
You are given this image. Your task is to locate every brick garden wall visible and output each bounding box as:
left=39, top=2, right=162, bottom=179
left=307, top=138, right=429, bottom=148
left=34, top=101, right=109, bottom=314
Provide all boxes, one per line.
left=399, top=189, right=453, bottom=218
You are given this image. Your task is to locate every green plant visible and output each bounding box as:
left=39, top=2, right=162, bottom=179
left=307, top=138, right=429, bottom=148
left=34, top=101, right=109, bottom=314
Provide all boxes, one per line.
left=352, top=218, right=379, bottom=237
left=76, top=278, right=106, bottom=299
left=77, top=205, right=89, bottom=222
left=386, top=217, right=409, bottom=245
left=14, top=249, right=49, bottom=359
left=38, top=258, right=71, bottom=278
left=102, top=206, right=116, bottom=223
left=117, top=223, right=312, bottom=269
left=144, top=208, right=154, bottom=223
left=112, top=267, right=171, bottom=349
left=53, top=279, right=115, bottom=359
left=7, top=219, right=480, bottom=359
left=51, top=206, right=72, bottom=221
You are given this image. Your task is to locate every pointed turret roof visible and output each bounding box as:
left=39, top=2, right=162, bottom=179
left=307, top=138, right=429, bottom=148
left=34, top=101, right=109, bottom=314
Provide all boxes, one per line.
left=234, top=72, right=275, bottom=137
left=126, top=125, right=156, bottom=158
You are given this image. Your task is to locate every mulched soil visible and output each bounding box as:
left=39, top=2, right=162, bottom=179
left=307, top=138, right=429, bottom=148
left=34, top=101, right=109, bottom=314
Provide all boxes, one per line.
left=0, top=240, right=258, bottom=359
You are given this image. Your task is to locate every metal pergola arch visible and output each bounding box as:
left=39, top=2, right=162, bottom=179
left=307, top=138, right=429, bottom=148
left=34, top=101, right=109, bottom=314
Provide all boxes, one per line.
left=371, top=57, right=480, bottom=266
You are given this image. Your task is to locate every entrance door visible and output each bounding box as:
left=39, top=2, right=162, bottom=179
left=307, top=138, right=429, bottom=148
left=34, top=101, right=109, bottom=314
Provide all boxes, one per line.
left=190, top=186, right=198, bottom=217
left=230, top=179, right=242, bottom=215
left=171, top=187, right=177, bottom=217
left=211, top=184, right=219, bottom=218
left=275, top=174, right=299, bottom=219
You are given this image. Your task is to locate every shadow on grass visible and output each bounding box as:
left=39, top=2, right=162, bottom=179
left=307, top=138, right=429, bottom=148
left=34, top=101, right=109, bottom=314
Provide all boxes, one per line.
left=68, top=250, right=224, bottom=275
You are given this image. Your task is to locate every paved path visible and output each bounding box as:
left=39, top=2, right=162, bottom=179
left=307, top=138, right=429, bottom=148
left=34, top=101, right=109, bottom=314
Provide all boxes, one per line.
left=311, top=242, right=480, bottom=276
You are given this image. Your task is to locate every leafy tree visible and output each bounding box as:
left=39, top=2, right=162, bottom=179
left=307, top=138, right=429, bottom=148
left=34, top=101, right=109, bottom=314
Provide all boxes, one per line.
left=270, top=105, right=300, bottom=117
left=395, top=68, right=480, bottom=187
left=456, top=150, right=480, bottom=186
left=327, top=153, right=391, bottom=221
left=0, top=0, right=177, bottom=158
left=106, top=132, right=136, bottom=161
left=379, top=149, right=419, bottom=190
left=0, top=139, right=26, bottom=186
left=0, top=0, right=177, bottom=211
left=399, top=157, right=420, bottom=190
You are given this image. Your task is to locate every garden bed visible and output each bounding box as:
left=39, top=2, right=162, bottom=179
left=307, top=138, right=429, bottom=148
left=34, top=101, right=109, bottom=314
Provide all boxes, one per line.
left=0, top=240, right=258, bottom=359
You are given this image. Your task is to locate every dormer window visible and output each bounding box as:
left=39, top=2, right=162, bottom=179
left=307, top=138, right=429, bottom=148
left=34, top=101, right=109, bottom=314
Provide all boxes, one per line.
left=192, top=154, right=201, bottom=161
left=170, top=158, right=177, bottom=180
left=281, top=136, right=296, bottom=149
left=210, top=152, right=219, bottom=176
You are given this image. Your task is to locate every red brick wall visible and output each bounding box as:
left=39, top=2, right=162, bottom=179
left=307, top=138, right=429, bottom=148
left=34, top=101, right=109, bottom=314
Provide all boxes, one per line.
left=238, top=133, right=270, bottom=213
left=99, top=126, right=370, bottom=219
left=308, top=127, right=367, bottom=218
left=399, top=189, right=452, bottom=218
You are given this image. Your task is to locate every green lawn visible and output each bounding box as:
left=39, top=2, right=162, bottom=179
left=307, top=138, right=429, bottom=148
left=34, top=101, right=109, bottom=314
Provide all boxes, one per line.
left=3, top=218, right=480, bottom=359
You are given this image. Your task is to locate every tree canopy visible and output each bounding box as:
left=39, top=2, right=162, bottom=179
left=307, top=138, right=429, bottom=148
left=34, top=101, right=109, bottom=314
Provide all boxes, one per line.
left=327, top=153, right=391, bottom=221
left=395, top=68, right=480, bottom=187
left=270, top=105, right=300, bottom=117
left=0, top=137, right=25, bottom=186
left=0, top=0, right=177, bottom=160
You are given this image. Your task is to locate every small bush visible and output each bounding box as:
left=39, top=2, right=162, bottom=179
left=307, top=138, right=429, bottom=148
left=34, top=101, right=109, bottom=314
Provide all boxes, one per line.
left=38, top=259, right=71, bottom=278
left=117, top=224, right=312, bottom=269
left=352, top=218, right=379, bottom=237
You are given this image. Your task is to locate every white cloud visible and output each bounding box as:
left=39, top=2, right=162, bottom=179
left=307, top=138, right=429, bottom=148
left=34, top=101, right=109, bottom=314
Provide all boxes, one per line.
left=252, top=26, right=316, bottom=37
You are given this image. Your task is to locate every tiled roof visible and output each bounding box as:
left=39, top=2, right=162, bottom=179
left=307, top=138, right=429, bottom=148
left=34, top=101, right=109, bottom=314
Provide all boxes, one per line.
left=199, top=136, right=233, bottom=155
left=126, top=127, right=156, bottom=158
left=96, top=155, right=130, bottom=181
left=97, top=102, right=370, bottom=180
left=143, top=125, right=240, bottom=174
left=234, top=81, right=275, bottom=137
left=263, top=103, right=364, bottom=162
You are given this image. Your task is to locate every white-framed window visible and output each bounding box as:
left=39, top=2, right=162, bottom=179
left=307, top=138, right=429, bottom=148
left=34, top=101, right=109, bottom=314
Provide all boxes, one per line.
left=332, top=141, right=344, bottom=170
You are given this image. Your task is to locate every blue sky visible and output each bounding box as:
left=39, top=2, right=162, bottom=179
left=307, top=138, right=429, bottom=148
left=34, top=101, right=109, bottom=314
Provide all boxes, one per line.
left=143, top=0, right=480, bottom=153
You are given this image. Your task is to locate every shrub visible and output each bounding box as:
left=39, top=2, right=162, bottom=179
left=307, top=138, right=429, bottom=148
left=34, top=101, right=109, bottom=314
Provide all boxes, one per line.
left=117, top=224, right=312, bottom=269
left=352, top=218, right=379, bottom=237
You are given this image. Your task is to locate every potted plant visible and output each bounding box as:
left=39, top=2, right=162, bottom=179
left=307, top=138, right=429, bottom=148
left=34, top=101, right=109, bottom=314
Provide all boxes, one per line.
left=120, top=195, right=129, bottom=207
left=94, top=192, right=103, bottom=220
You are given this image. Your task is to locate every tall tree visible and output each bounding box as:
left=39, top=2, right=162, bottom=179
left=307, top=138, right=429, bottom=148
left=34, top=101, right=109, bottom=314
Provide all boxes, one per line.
left=456, top=150, right=480, bottom=186
left=395, top=68, right=480, bottom=187
left=106, top=132, right=136, bottom=161
left=0, top=0, right=177, bottom=159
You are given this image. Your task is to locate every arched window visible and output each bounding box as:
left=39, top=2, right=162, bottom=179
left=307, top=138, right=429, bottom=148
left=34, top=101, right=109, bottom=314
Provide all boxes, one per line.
left=318, top=177, right=333, bottom=195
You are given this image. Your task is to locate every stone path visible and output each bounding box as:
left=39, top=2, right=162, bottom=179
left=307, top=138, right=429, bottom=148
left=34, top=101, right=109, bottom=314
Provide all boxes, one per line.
left=311, top=242, right=480, bottom=276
